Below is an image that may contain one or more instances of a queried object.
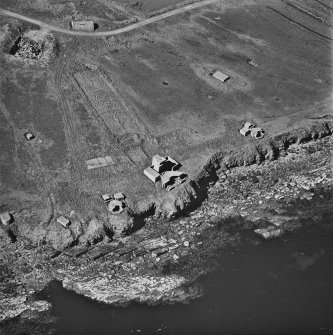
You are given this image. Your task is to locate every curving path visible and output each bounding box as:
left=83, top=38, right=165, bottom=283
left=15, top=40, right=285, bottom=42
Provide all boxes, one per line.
left=0, top=0, right=217, bottom=37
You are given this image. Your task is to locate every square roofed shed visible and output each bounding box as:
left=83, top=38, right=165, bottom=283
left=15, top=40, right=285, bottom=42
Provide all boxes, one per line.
left=0, top=211, right=12, bottom=225
left=57, top=216, right=70, bottom=228
left=144, top=166, right=161, bottom=183
left=114, top=192, right=126, bottom=201
left=212, top=71, right=230, bottom=83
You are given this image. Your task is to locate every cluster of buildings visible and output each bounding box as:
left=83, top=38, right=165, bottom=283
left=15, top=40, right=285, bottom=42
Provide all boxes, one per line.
left=144, top=155, right=187, bottom=191
left=239, top=122, right=265, bottom=139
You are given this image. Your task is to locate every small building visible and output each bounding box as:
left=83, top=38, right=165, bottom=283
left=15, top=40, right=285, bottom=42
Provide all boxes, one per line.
left=25, top=132, right=35, bottom=141
left=240, top=122, right=256, bottom=136
left=152, top=155, right=166, bottom=173
left=57, top=216, right=70, bottom=228
left=254, top=226, right=282, bottom=239
left=161, top=171, right=187, bottom=189
left=144, top=166, right=161, bottom=183
left=212, top=71, right=230, bottom=83
left=0, top=211, right=12, bottom=226
left=151, top=155, right=180, bottom=174
left=250, top=127, right=265, bottom=139
left=101, top=194, right=112, bottom=203
left=240, top=127, right=251, bottom=136
left=114, top=192, right=126, bottom=201
left=71, top=21, right=95, bottom=32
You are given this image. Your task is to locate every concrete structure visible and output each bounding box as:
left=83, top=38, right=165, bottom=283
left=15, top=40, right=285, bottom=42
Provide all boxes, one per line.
left=71, top=21, right=94, bottom=32
left=152, top=155, right=166, bottom=173
left=101, top=194, right=112, bottom=203
left=250, top=127, right=265, bottom=139
left=108, top=200, right=125, bottom=214
left=239, top=122, right=255, bottom=136
left=161, top=171, right=187, bottom=189
left=166, top=156, right=180, bottom=170
left=25, top=132, right=35, bottom=141
left=57, top=216, right=70, bottom=228
left=212, top=71, right=230, bottom=83
left=144, top=166, right=161, bottom=182
left=240, top=128, right=251, bottom=136
left=151, top=155, right=180, bottom=174
left=114, top=192, right=126, bottom=201
left=145, top=155, right=184, bottom=189
left=0, top=211, right=12, bottom=225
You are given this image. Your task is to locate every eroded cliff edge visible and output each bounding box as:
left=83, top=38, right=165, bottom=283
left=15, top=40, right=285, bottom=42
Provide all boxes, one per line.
left=1, top=120, right=332, bottom=330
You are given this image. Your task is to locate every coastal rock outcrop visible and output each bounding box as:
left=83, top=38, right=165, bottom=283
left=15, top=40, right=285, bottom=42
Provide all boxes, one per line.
left=156, top=182, right=199, bottom=219
left=45, top=222, right=74, bottom=250
left=60, top=271, right=188, bottom=306
left=80, top=218, right=106, bottom=244
left=108, top=210, right=134, bottom=237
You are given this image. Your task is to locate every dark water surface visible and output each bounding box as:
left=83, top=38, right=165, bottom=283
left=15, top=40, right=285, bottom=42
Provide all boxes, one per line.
left=44, top=222, right=333, bottom=335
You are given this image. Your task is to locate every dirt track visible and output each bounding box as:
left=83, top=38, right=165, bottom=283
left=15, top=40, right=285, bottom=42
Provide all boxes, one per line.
left=0, top=0, right=217, bottom=36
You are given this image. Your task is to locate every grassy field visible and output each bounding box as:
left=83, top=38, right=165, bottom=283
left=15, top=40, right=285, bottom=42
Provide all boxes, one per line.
left=0, top=0, right=331, bottom=236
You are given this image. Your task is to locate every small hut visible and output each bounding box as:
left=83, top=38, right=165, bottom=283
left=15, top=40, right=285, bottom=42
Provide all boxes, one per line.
left=71, top=21, right=95, bottom=32
left=212, top=71, right=230, bottom=83
left=144, top=167, right=161, bottom=183
left=114, top=192, right=126, bottom=201
left=57, top=216, right=70, bottom=228
left=0, top=212, right=12, bottom=226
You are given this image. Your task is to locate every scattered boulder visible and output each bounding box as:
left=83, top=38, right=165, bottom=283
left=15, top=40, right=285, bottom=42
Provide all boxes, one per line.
left=254, top=226, right=283, bottom=239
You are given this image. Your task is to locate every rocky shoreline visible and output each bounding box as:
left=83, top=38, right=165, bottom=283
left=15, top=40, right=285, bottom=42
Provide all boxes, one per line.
left=1, top=121, right=332, bottom=333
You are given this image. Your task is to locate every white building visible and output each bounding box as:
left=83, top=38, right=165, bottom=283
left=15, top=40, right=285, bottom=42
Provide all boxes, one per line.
left=0, top=212, right=11, bottom=225
left=114, top=192, right=126, bottom=201
left=57, top=216, right=70, bottom=228
left=71, top=21, right=94, bottom=32
left=144, top=166, right=161, bottom=182
left=101, top=194, right=112, bottom=203
left=239, top=122, right=255, bottom=136
left=212, top=71, right=230, bottom=83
